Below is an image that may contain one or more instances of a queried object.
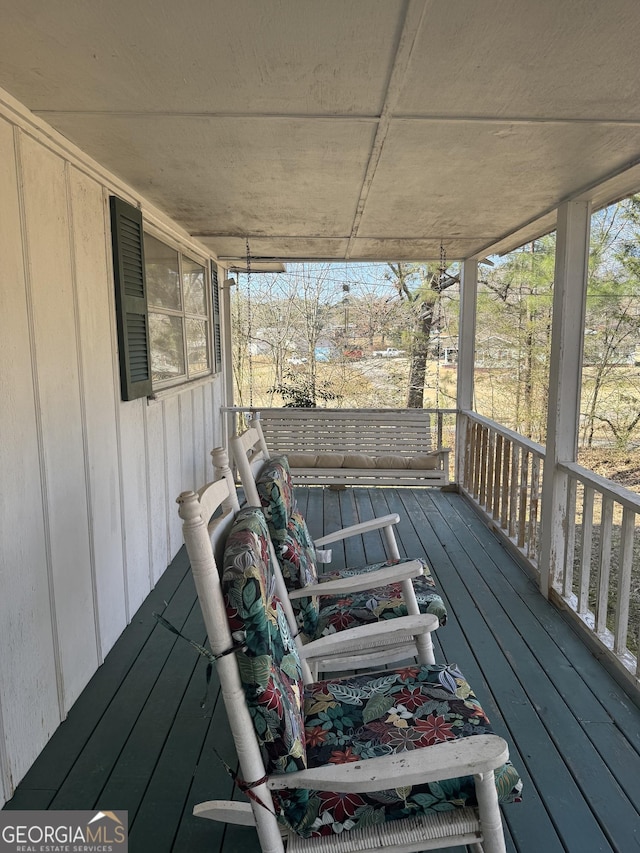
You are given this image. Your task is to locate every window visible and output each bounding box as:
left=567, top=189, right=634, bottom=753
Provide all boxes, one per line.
left=110, top=196, right=222, bottom=400
left=144, top=233, right=213, bottom=386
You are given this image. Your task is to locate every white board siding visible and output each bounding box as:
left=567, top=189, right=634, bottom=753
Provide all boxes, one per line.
left=203, top=382, right=215, bottom=481
left=0, top=99, right=226, bottom=807
left=119, top=400, right=152, bottom=615
left=146, top=401, right=169, bottom=586
left=68, top=169, right=127, bottom=656
left=179, top=392, right=196, bottom=494
left=0, top=118, right=60, bottom=795
left=162, top=395, right=184, bottom=558
left=192, top=384, right=206, bottom=490
left=19, top=135, right=100, bottom=712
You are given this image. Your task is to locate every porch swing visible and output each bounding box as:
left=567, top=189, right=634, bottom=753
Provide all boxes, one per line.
left=235, top=245, right=451, bottom=488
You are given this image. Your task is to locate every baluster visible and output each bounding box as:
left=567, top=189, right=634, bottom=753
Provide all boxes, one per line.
left=614, top=506, right=635, bottom=655
left=473, top=422, right=482, bottom=500
left=486, top=429, right=496, bottom=516
left=578, top=486, right=594, bottom=614
left=596, top=496, right=613, bottom=635
left=509, top=444, right=519, bottom=540
left=501, top=438, right=511, bottom=532
left=493, top=433, right=503, bottom=522
left=527, top=456, right=541, bottom=562
left=562, top=477, right=578, bottom=598
left=518, top=451, right=529, bottom=549
left=479, top=426, right=489, bottom=507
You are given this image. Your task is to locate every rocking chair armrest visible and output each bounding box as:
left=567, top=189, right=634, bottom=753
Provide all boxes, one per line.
left=287, top=560, right=424, bottom=598
left=314, top=513, right=400, bottom=546
left=299, top=613, right=439, bottom=660
left=267, top=734, right=509, bottom=793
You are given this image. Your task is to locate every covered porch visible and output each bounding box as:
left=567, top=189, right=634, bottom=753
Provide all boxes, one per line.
left=1, top=0, right=640, bottom=835
left=5, top=485, right=640, bottom=852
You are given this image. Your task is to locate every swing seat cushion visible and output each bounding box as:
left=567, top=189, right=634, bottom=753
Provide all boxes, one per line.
left=286, top=451, right=441, bottom=470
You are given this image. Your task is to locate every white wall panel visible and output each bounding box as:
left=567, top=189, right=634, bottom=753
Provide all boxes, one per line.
left=0, top=118, right=60, bottom=797
left=0, top=98, right=225, bottom=805
left=179, top=392, right=196, bottom=494
left=192, top=384, right=205, bottom=489
left=163, top=395, right=184, bottom=557
left=118, top=400, right=151, bottom=615
left=146, top=401, right=169, bottom=585
left=20, top=135, right=99, bottom=711
left=68, top=169, right=127, bottom=656
left=203, top=381, right=215, bottom=480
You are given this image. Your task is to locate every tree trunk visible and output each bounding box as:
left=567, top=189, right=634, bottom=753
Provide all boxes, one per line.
left=407, top=302, right=434, bottom=408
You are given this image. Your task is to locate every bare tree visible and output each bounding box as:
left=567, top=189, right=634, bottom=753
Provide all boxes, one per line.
left=385, top=262, right=459, bottom=408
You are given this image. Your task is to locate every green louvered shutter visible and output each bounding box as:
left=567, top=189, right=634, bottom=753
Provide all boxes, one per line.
left=110, top=196, right=153, bottom=401
left=211, top=261, right=223, bottom=374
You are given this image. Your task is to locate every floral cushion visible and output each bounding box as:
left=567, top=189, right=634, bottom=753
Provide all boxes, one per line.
left=272, top=664, right=523, bottom=838
left=222, top=506, right=307, bottom=774
left=255, top=454, right=448, bottom=639
left=256, top=455, right=297, bottom=540
left=319, top=558, right=448, bottom=631
left=256, top=457, right=321, bottom=637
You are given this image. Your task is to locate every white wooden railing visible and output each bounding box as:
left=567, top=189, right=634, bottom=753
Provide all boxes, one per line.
left=459, top=411, right=640, bottom=686
left=556, top=462, right=640, bottom=679
left=459, top=412, right=545, bottom=569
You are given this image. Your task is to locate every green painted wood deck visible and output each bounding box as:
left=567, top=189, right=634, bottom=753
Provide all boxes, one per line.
left=4, top=488, right=640, bottom=852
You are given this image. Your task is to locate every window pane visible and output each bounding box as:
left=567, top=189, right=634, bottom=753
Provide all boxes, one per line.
left=186, top=317, right=209, bottom=375
left=149, top=312, right=185, bottom=381
left=183, top=256, right=206, bottom=315
left=145, top=234, right=181, bottom=310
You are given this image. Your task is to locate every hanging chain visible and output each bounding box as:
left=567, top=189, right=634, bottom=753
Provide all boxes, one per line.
left=246, top=237, right=254, bottom=407
left=439, top=241, right=447, bottom=288
left=435, top=242, right=447, bottom=408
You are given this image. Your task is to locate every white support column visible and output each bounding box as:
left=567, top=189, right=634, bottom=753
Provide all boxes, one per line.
left=539, top=201, right=591, bottom=597
left=456, top=259, right=478, bottom=485
left=221, top=272, right=236, bottom=444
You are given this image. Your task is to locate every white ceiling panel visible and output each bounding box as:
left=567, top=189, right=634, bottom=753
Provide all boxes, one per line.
left=45, top=113, right=377, bottom=238
left=1, top=0, right=639, bottom=262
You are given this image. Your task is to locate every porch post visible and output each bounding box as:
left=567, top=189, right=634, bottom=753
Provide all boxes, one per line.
left=455, top=258, right=478, bottom=485
left=539, top=201, right=591, bottom=597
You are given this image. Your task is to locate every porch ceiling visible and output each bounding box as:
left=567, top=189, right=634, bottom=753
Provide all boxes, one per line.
left=2, top=0, right=640, bottom=263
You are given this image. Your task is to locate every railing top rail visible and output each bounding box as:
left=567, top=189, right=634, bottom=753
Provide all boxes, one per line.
left=560, top=461, right=640, bottom=513
left=462, top=410, right=546, bottom=458
left=222, top=406, right=458, bottom=415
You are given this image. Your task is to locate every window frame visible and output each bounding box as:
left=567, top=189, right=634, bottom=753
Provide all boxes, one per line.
left=110, top=195, right=222, bottom=401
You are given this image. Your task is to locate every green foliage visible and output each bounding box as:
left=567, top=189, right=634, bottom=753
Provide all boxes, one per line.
left=268, top=368, right=339, bottom=408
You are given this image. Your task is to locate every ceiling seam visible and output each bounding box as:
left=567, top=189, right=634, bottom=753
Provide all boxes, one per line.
left=345, top=0, right=433, bottom=260
left=33, top=110, right=640, bottom=128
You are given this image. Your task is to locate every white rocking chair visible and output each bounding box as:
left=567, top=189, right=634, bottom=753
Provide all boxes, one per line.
left=228, top=423, right=448, bottom=669
left=177, top=474, right=522, bottom=853
left=212, top=448, right=438, bottom=677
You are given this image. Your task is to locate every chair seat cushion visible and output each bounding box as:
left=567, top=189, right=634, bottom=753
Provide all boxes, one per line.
left=273, top=664, right=523, bottom=838
left=317, top=559, right=447, bottom=631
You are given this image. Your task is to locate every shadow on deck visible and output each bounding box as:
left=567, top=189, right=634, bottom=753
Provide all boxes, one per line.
left=4, top=488, right=640, bottom=852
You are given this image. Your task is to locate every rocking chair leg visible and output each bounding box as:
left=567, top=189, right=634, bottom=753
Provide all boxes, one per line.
left=474, top=770, right=507, bottom=853
left=400, top=577, right=436, bottom=665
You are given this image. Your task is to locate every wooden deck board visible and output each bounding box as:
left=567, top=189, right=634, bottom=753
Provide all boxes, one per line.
left=4, top=486, right=640, bottom=853
left=405, top=493, right=633, bottom=851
